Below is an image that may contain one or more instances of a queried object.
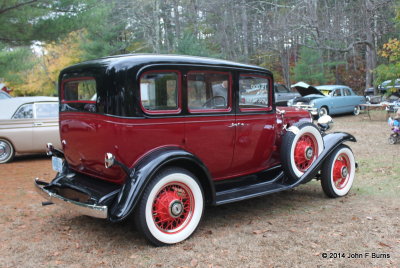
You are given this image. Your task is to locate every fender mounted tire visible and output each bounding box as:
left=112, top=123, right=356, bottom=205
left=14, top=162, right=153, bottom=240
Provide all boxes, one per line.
left=321, top=145, right=355, bottom=198
left=0, top=139, right=15, bottom=164
left=281, top=122, right=324, bottom=180
left=135, top=167, right=204, bottom=246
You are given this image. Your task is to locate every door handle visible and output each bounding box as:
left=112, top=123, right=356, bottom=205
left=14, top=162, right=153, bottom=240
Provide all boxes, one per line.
left=237, top=123, right=245, bottom=126
left=33, top=122, right=44, bottom=126
left=228, top=123, right=237, bottom=128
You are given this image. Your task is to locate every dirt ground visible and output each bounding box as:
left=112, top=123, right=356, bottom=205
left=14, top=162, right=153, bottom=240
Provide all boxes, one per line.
left=0, top=112, right=399, bottom=268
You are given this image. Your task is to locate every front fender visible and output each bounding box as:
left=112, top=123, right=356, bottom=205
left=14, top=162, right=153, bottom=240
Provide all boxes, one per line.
left=293, top=132, right=356, bottom=186
left=108, top=147, right=214, bottom=222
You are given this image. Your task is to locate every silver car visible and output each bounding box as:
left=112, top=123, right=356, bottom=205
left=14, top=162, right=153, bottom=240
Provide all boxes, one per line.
left=0, top=97, right=61, bottom=163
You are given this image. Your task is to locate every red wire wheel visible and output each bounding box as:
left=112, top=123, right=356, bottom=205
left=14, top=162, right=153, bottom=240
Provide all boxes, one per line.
left=321, top=145, right=355, bottom=198
left=135, top=168, right=204, bottom=246
left=152, top=182, right=194, bottom=233
left=293, top=133, right=319, bottom=172
left=281, top=122, right=324, bottom=180
left=332, top=153, right=351, bottom=190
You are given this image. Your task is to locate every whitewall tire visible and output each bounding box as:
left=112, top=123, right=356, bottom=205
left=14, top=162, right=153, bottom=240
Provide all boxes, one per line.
left=0, top=139, right=15, bottom=164
left=281, top=122, right=324, bottom=180
left=321, top=145, right=355, bottom=198
left=135, top=168, right=204, bottom=246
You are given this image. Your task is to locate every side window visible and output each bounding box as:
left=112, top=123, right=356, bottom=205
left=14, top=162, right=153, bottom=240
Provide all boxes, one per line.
left=187, top=71, right=230, bottom=111
left=332, top=89, right=342, bottom=97
left=12, top=104, right=33, bottom=119
left=275, top=84, right=289, bottom=93
left=35, top=103, right=59, bottom=118
left=343, top=88, right=351, bottom=96
left=140, top=71, right=180, bottom=113
left=239, top=75, right=270, bottom=110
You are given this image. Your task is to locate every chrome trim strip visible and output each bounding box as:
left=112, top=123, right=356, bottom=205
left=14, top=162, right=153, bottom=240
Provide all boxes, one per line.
left=34, top=178, right=108, bottom=219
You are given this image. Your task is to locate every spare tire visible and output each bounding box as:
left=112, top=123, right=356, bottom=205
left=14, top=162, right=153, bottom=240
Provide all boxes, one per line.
left=281, top=122, right=324, bottom=180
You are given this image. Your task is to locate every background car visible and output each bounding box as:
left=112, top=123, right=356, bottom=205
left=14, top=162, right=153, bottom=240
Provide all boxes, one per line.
left=288, top=82, right=366, bottom=117
left=0, top=91, right=12, bottom=99
left=274, top=83, right=300, bottom=106
left=0, top=97, right=61, bottom=163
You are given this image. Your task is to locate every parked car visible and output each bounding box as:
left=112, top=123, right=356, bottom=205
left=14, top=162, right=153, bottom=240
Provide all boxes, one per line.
left=378, top=78, right=400, bottom=92
left=274, top=83, right=300, bottom=106
left=0, top=97, right=61, bottom=163
left=0, top=91, right=12, bottom=99
left=35, top=55, right=357, bottom=246
left=288, top=82, right=366, bottom=117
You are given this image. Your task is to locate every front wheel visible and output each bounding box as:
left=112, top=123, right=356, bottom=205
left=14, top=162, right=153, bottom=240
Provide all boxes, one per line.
left=319, top=107, right=329, bottom=117
left=135, top=168, right=204, bottom=246
left=0, top=139, right=15, bottom=164
left=321, top=145, right=355, bottom=198
left=388, top=134, right=398, bottom=145
left=281, top=122, right=324, bottom=180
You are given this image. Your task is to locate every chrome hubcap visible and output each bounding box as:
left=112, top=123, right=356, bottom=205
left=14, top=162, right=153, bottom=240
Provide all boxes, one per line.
left=305, top=147, right=314, bottom=160
left=341, top=166, right=348, bottom=178
left=170, top=201, right=184, bottom=218
left=0, top=144, right=5, bottom=155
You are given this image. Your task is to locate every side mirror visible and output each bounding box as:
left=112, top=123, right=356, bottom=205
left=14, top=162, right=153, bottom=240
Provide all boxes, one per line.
left=104, top=153, right=115, bottom=168
left=317, top=115, right=333, bottom=131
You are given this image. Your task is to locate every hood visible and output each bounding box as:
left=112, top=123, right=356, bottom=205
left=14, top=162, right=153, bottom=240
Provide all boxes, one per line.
left=291, top=82, right=325, bottom=97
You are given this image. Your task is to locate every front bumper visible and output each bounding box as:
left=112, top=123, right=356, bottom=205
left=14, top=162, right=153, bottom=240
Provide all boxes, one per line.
left=34, top=178, right=108, bottom=219
left=291, top=105, right=318, bottom=115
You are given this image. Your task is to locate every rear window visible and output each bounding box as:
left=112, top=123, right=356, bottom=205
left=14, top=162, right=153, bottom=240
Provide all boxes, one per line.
left=63, top=79, right=96, bottom=102
left=61, top=78, right=97, bottom=113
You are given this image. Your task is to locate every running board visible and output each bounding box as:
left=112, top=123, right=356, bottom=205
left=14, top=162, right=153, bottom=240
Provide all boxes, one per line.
left=215, top=171, right=293, bottom=205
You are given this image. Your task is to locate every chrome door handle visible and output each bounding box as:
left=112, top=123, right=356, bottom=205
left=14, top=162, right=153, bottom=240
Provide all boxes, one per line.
left=237, top=123, right=245, bottom=126
left=228, top=123, right=237, bottom=127
left=33, top=122, right=44, bottom=126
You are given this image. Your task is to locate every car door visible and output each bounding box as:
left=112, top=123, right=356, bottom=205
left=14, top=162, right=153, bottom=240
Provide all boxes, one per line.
left=184, top=70, right=236, bottom=179
left=32, top=102, right=60, bottom=151
left=330, top=88, right=346, bottom=114
left=231, top=73, right=277, bottom=176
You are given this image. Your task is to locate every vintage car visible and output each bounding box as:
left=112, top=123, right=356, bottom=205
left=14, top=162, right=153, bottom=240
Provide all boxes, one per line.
left=274, top=83, right=300, bottom=106
left=35, top=55, right=357, bottom=246
left=0, top=97, right=61, bottom=163
left=288, top=82, right=366, bottom=117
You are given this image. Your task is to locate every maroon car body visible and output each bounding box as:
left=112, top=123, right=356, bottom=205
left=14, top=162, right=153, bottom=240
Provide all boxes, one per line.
left=35, top=54, right=357, bottom=246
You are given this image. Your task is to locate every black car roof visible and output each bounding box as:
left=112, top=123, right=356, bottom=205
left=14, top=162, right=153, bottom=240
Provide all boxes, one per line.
left=61, top=54, right=270, bottom=75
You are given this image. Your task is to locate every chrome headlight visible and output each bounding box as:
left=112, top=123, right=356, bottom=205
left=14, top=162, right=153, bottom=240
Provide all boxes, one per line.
left=309, top=102, right=315, bottom=107
left=287, top=99, right=293, bottom=106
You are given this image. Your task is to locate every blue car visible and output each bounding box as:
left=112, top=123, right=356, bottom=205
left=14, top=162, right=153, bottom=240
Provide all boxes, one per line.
left=288, top=82, right=366, bottom=118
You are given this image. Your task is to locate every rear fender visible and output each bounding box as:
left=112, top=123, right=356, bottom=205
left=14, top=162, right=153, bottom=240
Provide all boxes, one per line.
left=293, top=132, right=356, bottom=186
left=108, top=147, right=214, bottom=222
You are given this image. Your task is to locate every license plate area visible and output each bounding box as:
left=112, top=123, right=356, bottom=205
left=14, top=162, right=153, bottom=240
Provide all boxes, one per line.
left=52, top=156, right=63, bottom=173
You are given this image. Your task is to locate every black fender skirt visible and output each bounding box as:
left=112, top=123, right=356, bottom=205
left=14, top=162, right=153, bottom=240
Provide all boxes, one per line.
left=108, top=147, right=214, bottom=222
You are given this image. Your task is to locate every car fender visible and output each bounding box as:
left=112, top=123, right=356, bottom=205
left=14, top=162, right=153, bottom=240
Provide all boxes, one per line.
left=292, top=132, right=356, bottom=186
left=108, top=147, right=215, bottom=222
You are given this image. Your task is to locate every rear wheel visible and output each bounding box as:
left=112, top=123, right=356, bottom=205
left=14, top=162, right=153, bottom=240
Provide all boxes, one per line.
left=353, top=106, right=360, bottom=115
left=388, top=134, right=397, bottom=145
left=281, top=122, right=324, bottom=180
left=0, top=139, right=15, bottom=163
left=321, top=145, right=355, bottom=198
left=135, top=167, right=204, bottom=246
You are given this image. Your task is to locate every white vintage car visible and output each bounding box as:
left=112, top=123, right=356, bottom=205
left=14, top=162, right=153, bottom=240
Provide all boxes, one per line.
left=0, top=97, right=61, bottom=163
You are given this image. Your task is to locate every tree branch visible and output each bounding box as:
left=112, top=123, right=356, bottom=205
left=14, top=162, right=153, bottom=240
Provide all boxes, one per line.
left=0, top=0, right=39, bottom=15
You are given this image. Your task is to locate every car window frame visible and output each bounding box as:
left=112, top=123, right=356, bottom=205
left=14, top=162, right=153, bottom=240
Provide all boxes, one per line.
left=61, top=77, right=97, bottom=104
left=187, top=70, right=232, bottom=114
left=12, top=103, right=34, bottom=119
left=33, top=102, right=59, bottom=119
left=139, top=70, right=182, bottom=115
left=238, top=73, right=273, bottom=113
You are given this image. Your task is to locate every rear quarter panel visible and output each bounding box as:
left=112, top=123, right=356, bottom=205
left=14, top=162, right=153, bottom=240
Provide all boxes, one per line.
left=0, top=119, right=33, bottom=153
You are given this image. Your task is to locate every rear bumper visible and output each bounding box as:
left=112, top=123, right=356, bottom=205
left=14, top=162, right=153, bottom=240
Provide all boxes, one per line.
left=34, top=178, right=108, bottom=219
